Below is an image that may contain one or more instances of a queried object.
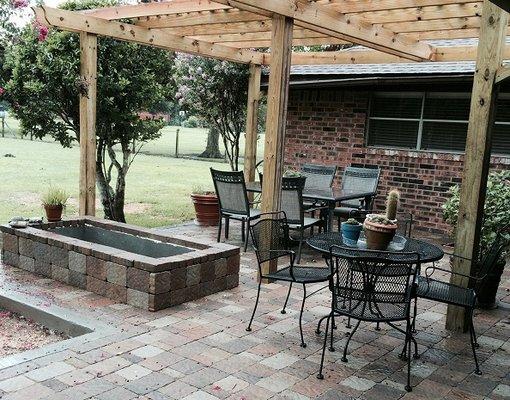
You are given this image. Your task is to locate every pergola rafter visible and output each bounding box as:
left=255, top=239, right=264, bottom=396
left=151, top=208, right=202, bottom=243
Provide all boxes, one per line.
left=34, top=0, right=510, bottom=333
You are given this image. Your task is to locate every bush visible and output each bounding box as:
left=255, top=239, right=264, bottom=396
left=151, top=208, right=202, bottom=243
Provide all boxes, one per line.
left=443, top=170, right=510, bottom=258
left=182, top=116, right=201, bottom=128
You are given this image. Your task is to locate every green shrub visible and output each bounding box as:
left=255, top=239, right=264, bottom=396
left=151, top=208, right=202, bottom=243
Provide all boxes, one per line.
left=443, top=170, right=510, bottom=257
left=42, top=187, right=69, bottom=207
left=182, top=116, right=201, bottom=128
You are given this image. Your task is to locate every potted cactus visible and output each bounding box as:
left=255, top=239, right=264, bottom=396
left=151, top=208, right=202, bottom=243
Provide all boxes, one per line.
left=341, top=218, right=363, bottom=243
left=42, top=187, right=69, bottom=222
left=190, top=185, right=220, bottom=226
left=364, top=189, right=400, bottom=250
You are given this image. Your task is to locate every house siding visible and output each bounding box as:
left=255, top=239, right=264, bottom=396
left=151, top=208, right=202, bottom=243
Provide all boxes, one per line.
left=284, top=89, right=510, bottom=234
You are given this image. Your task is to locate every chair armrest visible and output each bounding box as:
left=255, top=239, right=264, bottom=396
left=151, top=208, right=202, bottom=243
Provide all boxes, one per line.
left=268, top=249, right=296, bottom=265
left=443, top=252, right=472, bottom=262
left=424, top=265, right=480, bottom=281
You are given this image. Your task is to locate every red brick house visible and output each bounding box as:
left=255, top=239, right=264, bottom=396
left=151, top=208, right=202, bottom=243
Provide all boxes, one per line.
left=271, top=61, right=510, bottom=234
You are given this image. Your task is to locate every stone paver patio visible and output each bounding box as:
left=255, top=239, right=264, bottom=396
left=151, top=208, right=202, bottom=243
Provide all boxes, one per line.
left=0, top=221, right=508, bottom=400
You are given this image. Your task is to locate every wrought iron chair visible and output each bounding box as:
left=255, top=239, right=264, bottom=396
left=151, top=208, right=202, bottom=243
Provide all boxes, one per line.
left=334, top=166, right=381, bottom=227
left=414, top=228, right=509, bottom=375
left=317, top=246, right=421, bottom=392
left=246, top=212, right=333, bottom=348
left=300, top=164, right=338, bottom=233
left=280, top=176, right=322, bottom=263
left=210, top=168, right=261, bottom=252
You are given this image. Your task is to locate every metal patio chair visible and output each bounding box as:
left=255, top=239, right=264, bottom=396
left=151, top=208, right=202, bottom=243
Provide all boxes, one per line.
left=246, top=212, right=333, bottom=348
left=414, top=227, right=510, bottom=375
left=211, top=168, right=261, bottom=252
left=300, top=164, right=338, bottom=233
left=281, top=176, right=322, bottom=263
left=317, top=247, right=421, bottom=392
left=334, top=166, right=381, bottom=227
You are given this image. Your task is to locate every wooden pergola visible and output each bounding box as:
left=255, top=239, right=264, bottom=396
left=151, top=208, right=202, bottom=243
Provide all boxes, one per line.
left=34, top=0, right=510, bottom=331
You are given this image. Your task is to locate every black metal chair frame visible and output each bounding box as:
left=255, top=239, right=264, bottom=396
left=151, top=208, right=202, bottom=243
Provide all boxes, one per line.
left=335, top=166, right=381, bottom=227
left=246, top=212, right=334, bottom=348
left=414, top=228, right=509, bottom=375
left=211, top=168, right=260, bottom=252
left=281, top=176, right=322, bottom=263
left=317, top=246, right=421, bottom=392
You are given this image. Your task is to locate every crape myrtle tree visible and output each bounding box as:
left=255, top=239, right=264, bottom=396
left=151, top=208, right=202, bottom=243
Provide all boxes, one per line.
left=5, top=0, right=175, bottom=222
left=174, top=54, right=250, bottom=170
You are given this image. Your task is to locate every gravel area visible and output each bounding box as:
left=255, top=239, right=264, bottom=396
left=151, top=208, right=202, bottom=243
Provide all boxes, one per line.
left=0, top=308, right=68, bottom=357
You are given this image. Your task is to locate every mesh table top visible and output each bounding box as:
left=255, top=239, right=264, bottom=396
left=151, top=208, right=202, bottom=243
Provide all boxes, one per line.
left=307, top=232, right=444, bottom=263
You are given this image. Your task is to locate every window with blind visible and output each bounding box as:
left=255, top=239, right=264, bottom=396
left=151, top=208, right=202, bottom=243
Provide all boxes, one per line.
left=367, top=92, right=510, bottom=155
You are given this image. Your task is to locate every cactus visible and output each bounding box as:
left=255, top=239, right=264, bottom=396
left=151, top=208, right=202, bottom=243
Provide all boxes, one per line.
left=385, top=189, right=400, bottom=221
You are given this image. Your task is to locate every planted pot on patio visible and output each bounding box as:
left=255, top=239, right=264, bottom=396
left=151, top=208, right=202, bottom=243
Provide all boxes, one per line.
left=191, top=190, right=219, bottom=226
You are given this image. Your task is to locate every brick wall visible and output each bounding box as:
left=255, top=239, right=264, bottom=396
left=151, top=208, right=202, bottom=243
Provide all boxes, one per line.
left=284, top=89, right=510, bottom=234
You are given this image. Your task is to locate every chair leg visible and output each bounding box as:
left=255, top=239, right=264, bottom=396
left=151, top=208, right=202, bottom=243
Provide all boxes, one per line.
left=342, top=319, right=361, bottom=362
left=217, top=216, right=222, bottom=243
left=299, top=283, right=307, bottom=348
left=225, top=216, right=230, bottom=239
left=411, top=296, right=418, bottom=333
left=316, top=315, right=327, bottom=334
left=310, top=211, right=315, bottom=235
left=241, top=219, right=245, bottom=243
left=246, top=280, right=262, bottom=332
left=469, top=308, right=482, bottom=375
left=317, top=312, right=332, bottom=380
left=297, top=229, right=304, bottom=264
left=243, top=220, right=250, bottom=252
left=281, top=282, right=293, bottom=314
left=375, top=322, right=381, bottom=331
left=329, top=310, right=335, bottom=352
left=405, top=319, right=413, bottom=392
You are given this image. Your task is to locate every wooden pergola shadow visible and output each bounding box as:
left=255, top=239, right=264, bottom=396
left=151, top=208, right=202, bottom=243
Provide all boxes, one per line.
left=33, top=0, right=510, bottom=332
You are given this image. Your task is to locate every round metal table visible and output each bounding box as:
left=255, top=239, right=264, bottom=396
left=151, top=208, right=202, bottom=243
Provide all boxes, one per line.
left=306, top=232, right=444, bottom=263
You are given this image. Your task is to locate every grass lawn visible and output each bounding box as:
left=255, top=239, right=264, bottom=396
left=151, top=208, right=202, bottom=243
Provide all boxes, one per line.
left=0, top=137, right=231, bottom=228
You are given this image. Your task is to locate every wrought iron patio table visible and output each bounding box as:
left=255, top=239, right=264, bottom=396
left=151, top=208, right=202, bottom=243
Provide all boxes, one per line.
left=245, top=181, right=376, bottom=232
left=306, top=232, right=444, bottom=263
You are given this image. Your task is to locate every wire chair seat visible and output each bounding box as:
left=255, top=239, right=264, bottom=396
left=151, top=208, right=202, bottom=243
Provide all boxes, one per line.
left=416, top=275, right=476, bottom=308
left=287, top=217, right=321, bottom=229
left=265, top=265, right=331, bottom=284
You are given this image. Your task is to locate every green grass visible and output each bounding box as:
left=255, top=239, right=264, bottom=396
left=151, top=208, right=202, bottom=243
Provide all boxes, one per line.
left=0, top=136, right=231, bottom=228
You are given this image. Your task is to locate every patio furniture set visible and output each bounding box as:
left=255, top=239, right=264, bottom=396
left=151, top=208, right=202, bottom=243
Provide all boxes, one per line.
left=210, top=164, right=510, bottom=392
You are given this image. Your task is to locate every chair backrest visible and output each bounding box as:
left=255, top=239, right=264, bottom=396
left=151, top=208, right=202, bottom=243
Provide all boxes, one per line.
left=249, top=213, right=290, bottom=268
left=210, top=169, right=250, bottom=215
left=475, top=228, right=510, bottom=291
left=330, top=246, right=420, bottom=321
left=300, top=164, right=337, bottom=191
left=341, top=166, right=381, bottom=208
left=280, top=176, right=306, bottom=225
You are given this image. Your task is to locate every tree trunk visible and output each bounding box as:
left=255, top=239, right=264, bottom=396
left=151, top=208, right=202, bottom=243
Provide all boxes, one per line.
left=199, top=126, right=222, bottom=159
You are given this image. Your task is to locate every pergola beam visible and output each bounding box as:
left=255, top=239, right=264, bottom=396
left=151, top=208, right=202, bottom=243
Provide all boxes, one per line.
left=495, top=64, right=510, bottom=83
left=214, top=0, right=434, bottom=61
left=445, top=0, right=508, bottom=332
left=34, top=6, right=264, bottom=65
left=316, top=0, right=480, bottom=13
left=82, top=0, right=231, bottom=20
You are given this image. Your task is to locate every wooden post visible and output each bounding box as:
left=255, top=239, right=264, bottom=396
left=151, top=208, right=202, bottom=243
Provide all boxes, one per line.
left=79, top=32, right=98, bottom=216
left=175, top=128, right=180, bottom=158
left=260, top=15, right=293, bottom=279
left=243, top=63, right=262, bottom=183
left=445, top=0, right=508, bottom=332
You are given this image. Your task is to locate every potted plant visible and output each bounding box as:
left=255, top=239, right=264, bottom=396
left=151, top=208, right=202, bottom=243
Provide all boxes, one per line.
left=364, top=189, right=400, bottom=250
left=190, top=185, right=220, bottom=226
left=42, top=187, right=69, bottom=222
left=443, top=170, right=510, bottom=308
left=341, top=218, right=363, bottom=243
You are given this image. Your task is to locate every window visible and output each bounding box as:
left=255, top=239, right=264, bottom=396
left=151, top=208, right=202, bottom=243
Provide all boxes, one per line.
left=367, top=92, right=510, bottom=155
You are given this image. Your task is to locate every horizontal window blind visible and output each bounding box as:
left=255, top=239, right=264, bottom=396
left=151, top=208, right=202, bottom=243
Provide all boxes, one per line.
left=367, top=119, right=419, bottom=149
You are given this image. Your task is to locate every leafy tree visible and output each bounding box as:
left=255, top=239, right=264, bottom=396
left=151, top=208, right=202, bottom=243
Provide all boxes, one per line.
left=175, top=55, right=250, bottom=170
left=5, top=0, right=175, bottom=222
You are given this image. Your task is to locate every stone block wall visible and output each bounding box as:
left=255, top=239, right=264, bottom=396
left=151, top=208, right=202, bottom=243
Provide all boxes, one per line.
left=284, top=89, right=510, bottom=234
left=0, top=218, right=240, bottom=311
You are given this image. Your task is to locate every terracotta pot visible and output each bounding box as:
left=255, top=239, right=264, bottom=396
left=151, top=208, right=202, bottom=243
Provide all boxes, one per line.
left=44, top=204, right=63, bottom=222
left=363, top=218, right=398, bottom=250
left=191, top=192, right=219, bottom=226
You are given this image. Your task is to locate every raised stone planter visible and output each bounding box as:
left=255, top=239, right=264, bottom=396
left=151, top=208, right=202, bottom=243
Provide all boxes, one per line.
left=0, top=217, right=240, bottom=311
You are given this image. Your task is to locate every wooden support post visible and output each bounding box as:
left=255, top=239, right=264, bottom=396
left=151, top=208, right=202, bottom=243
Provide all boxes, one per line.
left=445, top=0, right=508, bottom=332
left=243, top=64, right=262, bottom=184
left=79, top=32, right=97, bottom=216
left=259, top=15, right=293, bottom=280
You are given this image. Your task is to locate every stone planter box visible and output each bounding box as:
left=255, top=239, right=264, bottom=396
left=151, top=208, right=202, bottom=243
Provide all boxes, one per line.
left=0, top=217, right=240, bottom=311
